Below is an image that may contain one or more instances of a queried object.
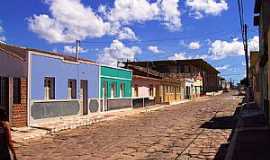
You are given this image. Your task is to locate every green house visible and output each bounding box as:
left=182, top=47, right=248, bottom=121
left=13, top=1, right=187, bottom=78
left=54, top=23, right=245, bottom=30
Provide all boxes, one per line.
left=100, top=65, right=132, bottom=111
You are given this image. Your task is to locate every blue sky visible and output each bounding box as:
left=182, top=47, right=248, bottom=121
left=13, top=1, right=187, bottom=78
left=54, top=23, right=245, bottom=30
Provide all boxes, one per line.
left=0, top=0, right=258, bottom=83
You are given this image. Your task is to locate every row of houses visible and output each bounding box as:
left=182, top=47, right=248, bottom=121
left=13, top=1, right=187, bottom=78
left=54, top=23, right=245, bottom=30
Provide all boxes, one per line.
left=0, top=42, right=222, bottom=128
left=249, top=0, right=270, bottom=123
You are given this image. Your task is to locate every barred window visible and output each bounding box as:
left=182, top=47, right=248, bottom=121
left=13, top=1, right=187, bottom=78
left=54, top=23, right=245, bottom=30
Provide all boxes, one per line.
left=13, top=78, right=21, bottom=104
left=44, top=77, right=55, bottom=100
left=68, top=79, right=77, bottom=99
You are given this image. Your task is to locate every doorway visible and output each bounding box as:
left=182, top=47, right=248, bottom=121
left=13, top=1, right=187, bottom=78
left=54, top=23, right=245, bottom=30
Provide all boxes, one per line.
left=0, top=77, right=9, bottom=120
left=80, top=80, right=88, bottom=115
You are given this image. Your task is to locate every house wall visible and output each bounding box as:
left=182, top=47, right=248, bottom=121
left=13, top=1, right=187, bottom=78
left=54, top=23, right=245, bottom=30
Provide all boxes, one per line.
left=0, top=51, right=28, bottom=127
left=205, top=73, right=218, bottom=92
left=160, top=82, right=183, bottom=104
left=132, top=76, right=160, bottom=107
left=11, top=78, right=28, bottom=127
left=132, top=77, right=159, bottom=98
left=30, top=54, right=99, bottom=100
left=0, top=51, right=28, bottom=77
left=29, top=53, right=99, bottom=122
left=100, top=66, right=132, bottom=111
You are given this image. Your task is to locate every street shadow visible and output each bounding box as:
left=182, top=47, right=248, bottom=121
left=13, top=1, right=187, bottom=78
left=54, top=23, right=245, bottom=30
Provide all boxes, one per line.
left=200, top=106, right=241, bottom=130
left=213, top=143, right=230, bottom=160
left=199, top=106, right=242, bottom=160
left=200, top=116, right=235, bottom=129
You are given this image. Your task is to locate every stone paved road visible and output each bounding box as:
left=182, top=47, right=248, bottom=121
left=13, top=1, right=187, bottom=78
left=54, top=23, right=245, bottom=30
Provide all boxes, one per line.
left=16, top=92, right=242, bottom=160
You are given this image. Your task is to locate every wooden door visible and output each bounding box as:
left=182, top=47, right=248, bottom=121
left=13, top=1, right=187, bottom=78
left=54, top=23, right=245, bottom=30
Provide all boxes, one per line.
left=81, top=80, right=88, bottom=115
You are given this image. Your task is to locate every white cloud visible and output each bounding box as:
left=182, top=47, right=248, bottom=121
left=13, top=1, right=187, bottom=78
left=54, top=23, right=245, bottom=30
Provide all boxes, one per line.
left=186, top=0, right=228, bottom=19
left=160, top=0, right=182, bottom=31
left=168, top=52, right=210, bottom=60
left=108, top=0, right=160, bottom=23
left=97, top=40, right=141, bottom=66
left=148, top=45, right=161, bottom=53
left=117, top=27, right=137, bottom=40
left=188, top=41, right=201, bottom=49
left=168, top=52, right=192, bottom=60
left=107, top=0, right=182, bottom=31
left=209, top=36, right=259, bottom=60
left=193, top=54, right=209, bottom=60
left=28, top=0, right=110, bottom=43
left=209, top=38, right=244, bottom=60
left=64, top=45, right=88, bottom=54
left=216, top=65, right=230, bottom=71
left=0, top=25, right=6, bottom=42
left=249, top=36, right=259, bottom=51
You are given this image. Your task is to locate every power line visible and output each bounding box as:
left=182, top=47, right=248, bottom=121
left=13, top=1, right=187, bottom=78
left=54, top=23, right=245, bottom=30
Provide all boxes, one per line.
left=79, top=30, right=255, bottom=48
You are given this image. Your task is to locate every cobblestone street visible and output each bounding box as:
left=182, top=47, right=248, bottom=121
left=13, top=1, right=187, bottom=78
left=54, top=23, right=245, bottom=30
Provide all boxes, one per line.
left=16, top=92, right=242, bottom=160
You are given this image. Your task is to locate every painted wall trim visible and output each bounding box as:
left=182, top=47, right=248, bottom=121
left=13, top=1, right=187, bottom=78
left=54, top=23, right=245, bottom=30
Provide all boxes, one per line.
left=101, top=64, right=132, bottom=72
left=32, top=99, right=80, bottom=103
left=100, top=75, right=132, bottom=81
left=29, top=50, right=97, bottom=65
left=27, top=51, right=31, bottom=126
left=98, top=65, right=101, bottom=112
left=106, top=97, right=132, bottom=100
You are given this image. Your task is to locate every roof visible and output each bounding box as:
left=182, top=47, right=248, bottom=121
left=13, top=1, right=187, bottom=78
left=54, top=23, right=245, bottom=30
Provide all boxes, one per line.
left=127, top=59, right=219, bottom=74
left=126, top=64, right=162, bottom=79
left=0, top=42, right=95, bottom=63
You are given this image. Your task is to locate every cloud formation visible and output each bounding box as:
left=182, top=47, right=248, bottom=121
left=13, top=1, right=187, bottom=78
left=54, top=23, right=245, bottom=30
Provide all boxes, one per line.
left=28, top=0, right=110, bottom=43
left=28, top=0, right=182, bottom=43
left=188, top=41, right=201, bottom=49
left=107, top=0, right=182, bottom=31
left=216, top=65, right=230, bottom=71
left=209, top=36, right=259, bottom=60
left=63, top=45, right=88, bottom=54
left=97, top=39, right=141, bottom=66
left=186, top=0, right=228, bottom=19
left=168, top=52, right=192, bottom=60
left=0, top=25, right=6, bottom=42
left=148, top=45, right=161, bottom=53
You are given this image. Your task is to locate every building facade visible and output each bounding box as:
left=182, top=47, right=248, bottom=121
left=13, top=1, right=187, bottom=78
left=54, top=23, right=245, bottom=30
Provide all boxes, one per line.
left=100, top=65, right=132, bottom=111
left=253, top=0, right=270, bottom=122
left=125, top=64, right=185, bottom=106
left=29, top=51, right=99, bottom=125
left=0, top=43, right=134, bottom=127
left=126, top=59, right=218, bottom=94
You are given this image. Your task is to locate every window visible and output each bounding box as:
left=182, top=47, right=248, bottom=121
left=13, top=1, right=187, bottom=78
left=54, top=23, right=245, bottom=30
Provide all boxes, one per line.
left=149, top=85, right=154, bottom=97
left=0, top=77, right=9, bottom=106
left=68, top=79, right=77, bottom=99
left=120, top=83, right=125, bottom=97
left=13, top=78, right=21, bottom=104
left=111, top=82, right=116, bottom=98
left=180, top=65, right=185, bottom=73
left=44, top=77, right=55, bottom=100
left=103, top=81, right=107, bottom=98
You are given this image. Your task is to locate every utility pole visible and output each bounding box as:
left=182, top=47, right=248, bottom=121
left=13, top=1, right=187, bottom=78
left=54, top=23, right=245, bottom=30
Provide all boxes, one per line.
left=243, top=24, right=251, bottom=102
left=244, top=24, right=249, bottom=86
left=75, top=40, right=80, bottom=61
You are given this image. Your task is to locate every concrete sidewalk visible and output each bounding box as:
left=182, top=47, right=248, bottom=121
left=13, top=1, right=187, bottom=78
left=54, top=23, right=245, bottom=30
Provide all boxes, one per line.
left=225, top=102, right=270, bottom=160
